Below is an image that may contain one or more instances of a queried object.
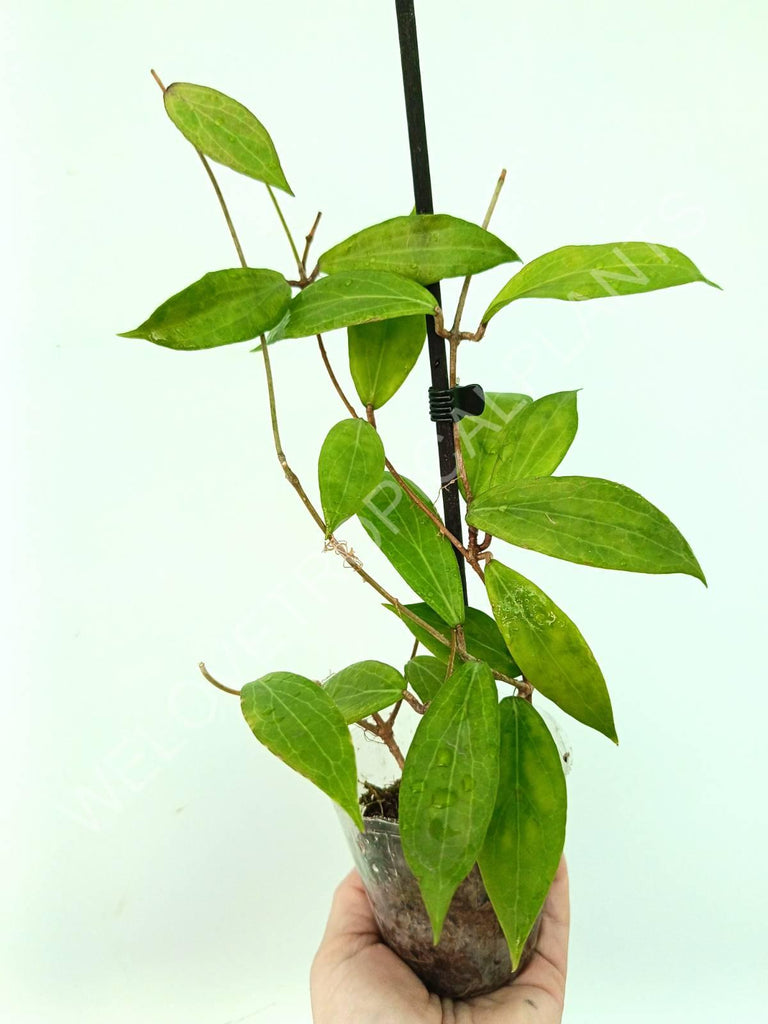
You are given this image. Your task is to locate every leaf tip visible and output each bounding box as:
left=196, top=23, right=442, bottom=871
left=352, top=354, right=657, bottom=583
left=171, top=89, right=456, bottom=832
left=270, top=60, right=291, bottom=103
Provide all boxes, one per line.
left=428, top=907, right=447, bottom=947
left=599, top=710, right=619, bottom=746
left=506, top=939, right=525, bottom=972
left=349, top=804, right=365, bottom=833
left=116, top=328, right=143, bottom=340
left=686, top=553, right=707, bottom=587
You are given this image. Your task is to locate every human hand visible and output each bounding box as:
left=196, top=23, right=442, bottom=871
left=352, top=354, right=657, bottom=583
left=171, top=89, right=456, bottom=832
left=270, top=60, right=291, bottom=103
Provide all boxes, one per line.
left=310, top=857, right=569, bottom=1024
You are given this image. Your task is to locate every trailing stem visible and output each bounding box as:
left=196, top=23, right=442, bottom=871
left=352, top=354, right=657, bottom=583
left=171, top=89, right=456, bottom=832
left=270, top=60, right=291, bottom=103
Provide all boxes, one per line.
left=150, top=80, right=458, bottom=662
left=154, top=77, right=526, bottom=761
left=198, top=662, right=242, bottom=697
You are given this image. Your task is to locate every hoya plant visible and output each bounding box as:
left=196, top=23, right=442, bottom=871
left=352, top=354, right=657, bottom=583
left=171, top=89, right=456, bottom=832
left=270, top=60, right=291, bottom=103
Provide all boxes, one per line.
left=120, top=74, right=715, bottom=969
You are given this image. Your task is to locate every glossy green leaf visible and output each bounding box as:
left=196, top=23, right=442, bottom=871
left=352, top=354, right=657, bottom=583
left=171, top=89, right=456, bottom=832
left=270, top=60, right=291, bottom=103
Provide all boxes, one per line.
left=387, top=602, right=521, bottom=679
left=324, top=661, right=405, bottom=724
left=360, top=473, right=465, bottom=626
left=119, top=269, right=290, bottom=350
left=240, top=672, right=363, bottom=828
left=163, top=82, right=292, bottom=194
left=468, top=476, right=705, bottom=582
left=478, top=697, right=567, bottom=968
left=319, top=214, right=520, bottom=285
left=400, top=661, right=500, bottom=942
left=484, top=241, right=719, bottom=321
left=474, top=391, right=579, bottom=493
left=348, top=315, right=426, bottom=409
left=270, top=271, right=437, bottom=340
left=458, top=392, right=532, bottom=498
left=485, top=560, right=617, bottom=742
left=318, top=420, right=385, bottom=536
left=403, top=656, right=446, bottom=704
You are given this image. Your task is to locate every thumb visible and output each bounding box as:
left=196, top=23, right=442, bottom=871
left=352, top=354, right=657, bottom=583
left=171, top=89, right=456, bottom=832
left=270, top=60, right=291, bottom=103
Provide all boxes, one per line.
left=319, top=869, right=381, bottom=951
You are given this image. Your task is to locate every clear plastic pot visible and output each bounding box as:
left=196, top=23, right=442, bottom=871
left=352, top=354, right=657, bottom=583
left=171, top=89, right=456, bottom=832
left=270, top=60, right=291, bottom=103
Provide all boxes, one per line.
left=337, top=808, right=541, bottom=999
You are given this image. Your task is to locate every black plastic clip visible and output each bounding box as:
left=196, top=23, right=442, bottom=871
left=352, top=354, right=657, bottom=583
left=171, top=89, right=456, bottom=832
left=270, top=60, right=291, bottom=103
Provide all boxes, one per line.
left=428, top=384, right=486, bottom=423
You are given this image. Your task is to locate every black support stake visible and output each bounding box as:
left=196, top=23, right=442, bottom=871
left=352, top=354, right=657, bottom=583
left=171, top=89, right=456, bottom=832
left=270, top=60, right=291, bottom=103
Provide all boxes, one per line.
left=394, top=0, right=469, bottom=603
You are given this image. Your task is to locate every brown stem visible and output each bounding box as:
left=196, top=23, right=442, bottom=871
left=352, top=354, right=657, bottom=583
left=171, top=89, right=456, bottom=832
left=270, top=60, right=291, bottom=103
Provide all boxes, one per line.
left=387, top=698, right=404, bottom=729
left=301, top=211, right=322, bottom=272
left=402, top=689, right=429, bottom=715
left=371, top=712, right=405, bottom=769
left=366, top=404, right=376, bottom=428
left=356, top=719, right=380, bottom=735
left=198, top=662, right=241, bottom=697
left=433, top=308, right=450, bottom=339
left=260, top=336, right=327, bottom=531
left=383, top=456, right=483, bottom=577
left=455, top=624, right=467, bottom=657
left=464, top=322, right=487, bottom=343
left=409, top=637, right=420, bottom=660
left=467, top=524, right=479, bottom=558
left=494, top=671, right=533, bottom=698
left=449, top=169, right=507, bottom=340
left=356, top=713, right=404, bottom=771
left=317, top=335, right=359, bottom=418
left=518, top=677, right=534, bottom=702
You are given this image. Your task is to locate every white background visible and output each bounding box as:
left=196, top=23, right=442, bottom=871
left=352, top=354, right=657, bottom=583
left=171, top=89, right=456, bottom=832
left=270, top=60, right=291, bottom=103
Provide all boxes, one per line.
left=3, top=1, right=766, bottom=1021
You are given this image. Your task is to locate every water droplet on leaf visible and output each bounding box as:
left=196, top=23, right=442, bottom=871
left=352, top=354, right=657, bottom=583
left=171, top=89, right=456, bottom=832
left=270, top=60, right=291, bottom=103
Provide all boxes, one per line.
left=434, top=746, right=452, bottom=768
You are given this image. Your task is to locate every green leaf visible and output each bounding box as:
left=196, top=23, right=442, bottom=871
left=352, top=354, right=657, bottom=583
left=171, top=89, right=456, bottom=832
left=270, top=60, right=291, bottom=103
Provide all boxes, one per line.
left=240, top=672, right=363, bottom=828
left=478, top=697, right=567, bottom=969
left=484, top=241, right=719, bottom=321
left=485, top=560, right=617, bottom=742
left=403, top=656, right=446, bottom=704
left=271, top=271, right=437, bottom=340
left=360, top=473, right=465, bottom=627
left=400, top=661, right=500, bottom=942
left=318, top=419, right=385, bottom=536
left=324, top=661, right=405, bottom=724
left=348, top=315, right=426, bottom=409
left=468, top=476, right=705, bottom=582
left=163, top=82, right=292, bottom=194
left=118, top=269, right=290, bottom=351
left=458, top=392, right=532, bottom=497
left=319, top=214, right=520, bottom=285
left=472, top=391, right=579, bottom=494
left=387, top=602, right=521, bottom=679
